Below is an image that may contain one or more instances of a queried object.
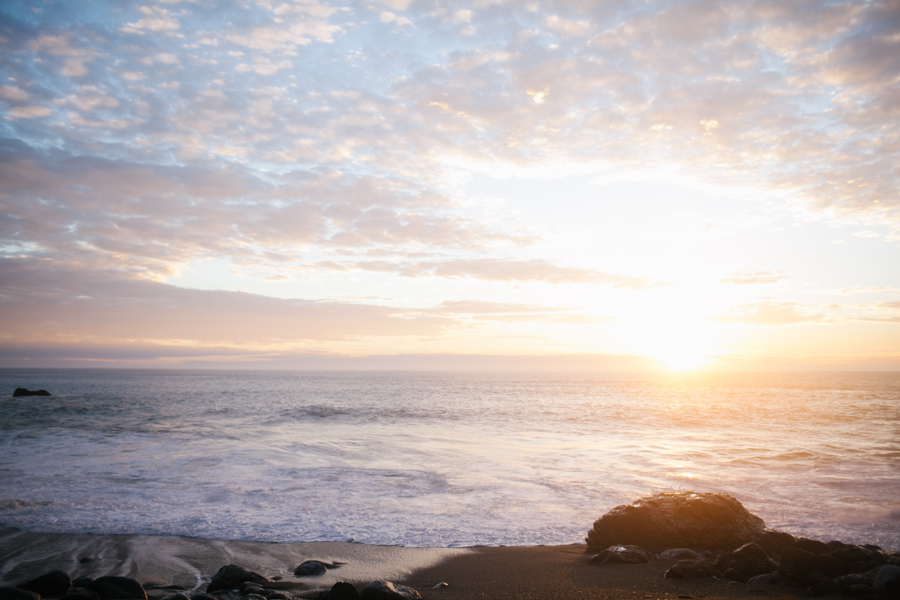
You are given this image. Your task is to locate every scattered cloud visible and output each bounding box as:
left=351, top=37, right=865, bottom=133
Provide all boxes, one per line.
left=720, top=270, right=787, bottom=285
left=716, top=301, right=833, bottom=326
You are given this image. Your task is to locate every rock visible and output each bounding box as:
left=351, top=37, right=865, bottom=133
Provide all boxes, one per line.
left=792, top=538, right=829, bottom=555
left=19, top=571, right=72, bottom=597
left=876, top=565, right=900, bottom=591
left=264, top=593, right=288, bottom=600
left=294, top=561, right=331, bottom=576
left=664, top=559, right=721, bottom=579
left=431, top=583, right=448, bottom=589
left=63, top=589, right=98, bottom=600
left=714, top=542, right=778, bottom=582
left=747, top=573, right=783, bottom=586
left=660, top=548, right=700, bottom=561
left=841, top=584, right=875, bottom=596
left=830, top=545, right=873, bottom=568
left=778, top=546, right=844, bottom=579
left=835, top=573, right=874, bottom=589
left=359, top=581, right=420, bottom=600
left=585, top=492, right=793, bottom=553
left=589, top=545, right=652, bottom=564
left=244, top=594, right=266, bottom=600
left=0, top=589, right=41, bottom=600
left=163, top=594, right=190, bottom=600
left=315, top=582, right=359, bottom=600
left=86, top=577, right=146, bottom=600
left=206, top=566, right=269, bottom=593
left=803, top=580, right=839, bottom=597
left=188, top=595, right=217, bottom=600
left=13, top=388, right=51, bottom=397
left=70, top=580, right=92, bottom=590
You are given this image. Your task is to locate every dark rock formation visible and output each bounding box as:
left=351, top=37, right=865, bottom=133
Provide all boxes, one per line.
left=18, top=571, right=72, bottom=597
left=315, top=582, right=359, bottom=600
left=359, top=581, right=420, bottom=600
left=713, top=542, right=778, bottom=582
left=589, top=545, right=652, bottom=564
left=663, top=559, right=721, bottom=579
left=206, top=565, right=269, bottom=593
left=778, top=546, right=845, bottom=579
left=71, top=579, right=92, bottom=589
left=876, top=565, right=900, bottom=591
left=86, top=577, right=146, bottom=600
left=0, top=588, right=40, bottom=600
left=12, top=388, right=51, bottom=397
left=585, top=492, right=794, bottom=554
left=659, top=548, right=701, bottom=561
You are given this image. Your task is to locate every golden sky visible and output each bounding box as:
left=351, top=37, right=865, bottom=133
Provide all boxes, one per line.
left=1, top=0, right=898, bottom=370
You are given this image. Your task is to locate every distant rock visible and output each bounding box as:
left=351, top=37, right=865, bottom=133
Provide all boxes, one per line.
left=206, top=565, right=269, bottom=593
left=359, top=581, right=420, bottom=600
left=18, top=571, right=72, bottom=597
left=589, top=545, right=652, bottom=564
left=12, top=388, right=51, bottom=397
left=86, top=577, right=146, bottom=600
left=585, top=492, right=794, bottom=553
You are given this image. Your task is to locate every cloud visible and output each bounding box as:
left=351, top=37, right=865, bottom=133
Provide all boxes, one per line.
left=715, top=300, right=833, bottom=326
left=120, top=6, right=182, bottom=34
left=720, top=270, right=787, bottom=285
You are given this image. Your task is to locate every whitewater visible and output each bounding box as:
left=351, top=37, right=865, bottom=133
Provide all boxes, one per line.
left=1, top=369, right=898, bottom=549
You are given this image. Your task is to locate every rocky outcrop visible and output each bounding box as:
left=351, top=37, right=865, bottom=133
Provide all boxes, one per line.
left=585, top=492, right=794, bottom=553
left=12, top=388, right=51, bottom=397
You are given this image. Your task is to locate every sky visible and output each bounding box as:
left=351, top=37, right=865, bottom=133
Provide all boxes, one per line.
left=1, top=0, right=898, bottom=371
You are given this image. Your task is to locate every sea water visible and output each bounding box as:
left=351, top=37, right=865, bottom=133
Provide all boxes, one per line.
left=1, top=369, right=898, bottom=549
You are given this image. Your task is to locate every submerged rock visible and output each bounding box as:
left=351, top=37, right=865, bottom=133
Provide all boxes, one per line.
left=589, top=545, right=652, bottom=564
left=585, top=492, right=794, bottom=553
left=359, top=581, right=420, bottom=600
left=18, top=571, right=72, bottom=597
left=12, top=388, right=51, bottom=397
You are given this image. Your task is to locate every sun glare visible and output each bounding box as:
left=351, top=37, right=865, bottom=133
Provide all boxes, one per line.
left=658, top=351, right=707, bottom=372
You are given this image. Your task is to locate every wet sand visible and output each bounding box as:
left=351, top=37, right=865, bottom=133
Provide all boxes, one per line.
left=0, top=529, right=804, bottom=600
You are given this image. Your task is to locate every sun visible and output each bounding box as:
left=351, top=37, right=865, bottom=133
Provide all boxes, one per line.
left=657, top=350, right=707, bottom=372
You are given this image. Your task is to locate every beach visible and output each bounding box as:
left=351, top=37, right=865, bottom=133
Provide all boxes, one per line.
left=0, top=528, right=802, bottom=600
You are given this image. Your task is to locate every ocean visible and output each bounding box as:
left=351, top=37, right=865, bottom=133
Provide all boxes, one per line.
left=1, top=369, right=898, bottom=550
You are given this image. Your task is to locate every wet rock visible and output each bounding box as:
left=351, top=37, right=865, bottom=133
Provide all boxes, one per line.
left=714, top=542, right=778, bottom=582
left=163, top=594, right=190, bottom=600
left=664, top=559, right=721, bottom=579
left=19, top=571, right=72, bottom=597
left=792, top=538, right=829, bottom=556
left=264, top=593, right=288, bottom=600
left=206, top=566, right=269, bottom=593
left=835, top=574, right=874, bottom=589
left=63, top=588, right=99, bottom=600
left=831, top=545, right=873, bottom=568
left=188, top=595, right=217, bottom=600
left=13, top=388, right=51, bottom=397
left=660, top=548, right=700, bottom=561
left=70, top=580, right=91, bottom=590
left=779, top=546, right=844, bottom=579
left=585, top=492, right=793, bottom=553
left=240, top=583, right=265, bottom=595
left=802, top=580, right=839, bottom=597
left=244, top=594, right=266, bottom=600
left=747, top=573, right=783, bottom=586
left=841, top=584, right=874, bottom=596
left=0, top=589, right=41, bottom=600
left=359, top=581, right=420, bottom=600
left=315, top=582, right=359, bottom=600
left=876, top=565, right=900, bottom=591
left=590, top=545, right=652, bottom=564
left=87, top=577, right=147, bottom=600
left=294, top=561, right=331, bottom=577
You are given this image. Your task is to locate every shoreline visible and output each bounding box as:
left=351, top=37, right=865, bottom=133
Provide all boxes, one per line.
left=1, top=528, right=813, bottom=600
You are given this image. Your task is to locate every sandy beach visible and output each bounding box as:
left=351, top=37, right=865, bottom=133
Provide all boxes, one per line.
left=0, top=528, right=806, bottom=600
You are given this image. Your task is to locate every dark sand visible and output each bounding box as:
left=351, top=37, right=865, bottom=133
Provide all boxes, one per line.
left=400, top=545, right=801, bottom=600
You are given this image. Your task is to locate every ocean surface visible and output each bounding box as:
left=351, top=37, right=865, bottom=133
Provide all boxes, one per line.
left=1, top=369, right=898, bottom=550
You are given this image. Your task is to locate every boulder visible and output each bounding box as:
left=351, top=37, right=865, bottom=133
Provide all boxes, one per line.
left=747, top=573, right=783, bottom=586
left=315, top=582, right=359, bottom=600
left=778, top=546, right=844, bottom=579
left=62, top=589, right=99, bottom=600
left=12, top=388, right=51, bottom=397
left=86, top=578, right=146, bottom=600
left=294, top=561, right=331, bottom=576
left=0, top=589, right=41, bottom=600
left=589, top=545, right=652, bottom=564
left=792, top=538, right=829, bottom=555
left=876, top=565, right=900, bottom=591
left=659, top=548, right=700, bottom=561
left=713, top=542, right=778, bottom=582
left=585, top=492, right=793, bottom=553
left=19, top=571, right=72, bottom=597
left=663, top=559, right=721, bottom=579
left=206, top=566, right=268, bottom=593
left=70, top=580, right=91, bottom=590
left=359, top=581, right=420, bottom=600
